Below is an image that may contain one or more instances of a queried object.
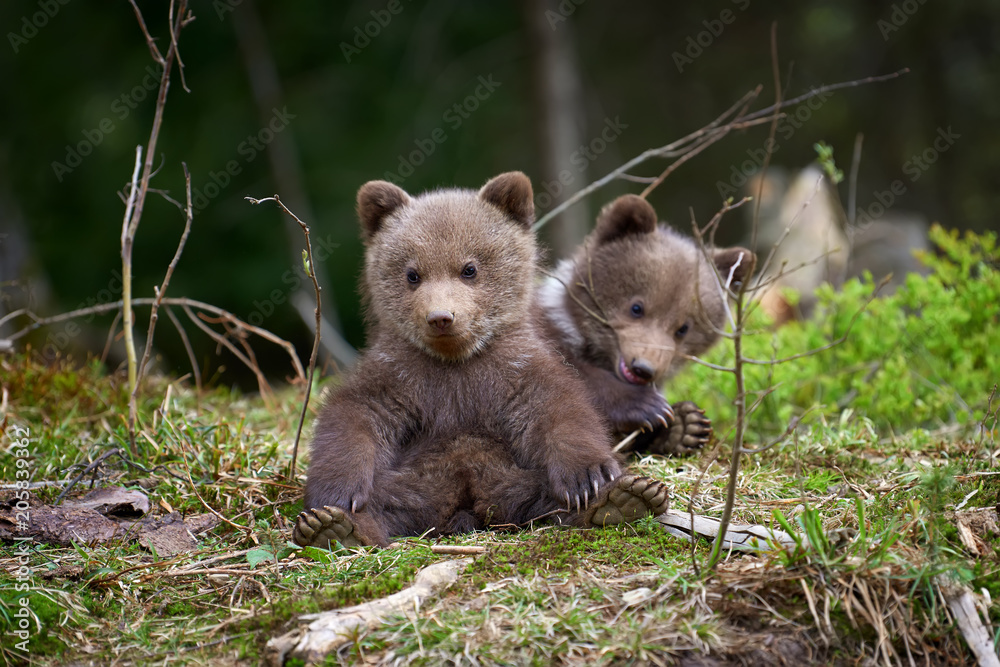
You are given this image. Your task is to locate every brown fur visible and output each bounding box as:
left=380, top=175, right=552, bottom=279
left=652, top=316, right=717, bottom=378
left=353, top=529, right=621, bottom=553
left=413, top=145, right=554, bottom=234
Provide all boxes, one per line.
left=303, top=172, right=622, bottom=546
left=534, top=194, right=755, bottom=454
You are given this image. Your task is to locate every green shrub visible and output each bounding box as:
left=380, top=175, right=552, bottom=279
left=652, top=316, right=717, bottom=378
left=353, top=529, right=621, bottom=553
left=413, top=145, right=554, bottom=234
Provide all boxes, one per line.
left=669, top=225, right=999, bottom=435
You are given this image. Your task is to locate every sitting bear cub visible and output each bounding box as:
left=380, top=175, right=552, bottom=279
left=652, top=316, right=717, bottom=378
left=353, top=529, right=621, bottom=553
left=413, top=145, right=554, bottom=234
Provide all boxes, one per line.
left=534, top=194, right=755, bottom=456
left=294, top=174, right=669, bottom=549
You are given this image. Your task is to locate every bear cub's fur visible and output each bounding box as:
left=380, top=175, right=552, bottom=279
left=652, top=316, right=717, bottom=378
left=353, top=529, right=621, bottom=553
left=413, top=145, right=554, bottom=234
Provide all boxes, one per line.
left=534, top=194, right=755, bottom=456
left=295, top=174, right=668, bottom=549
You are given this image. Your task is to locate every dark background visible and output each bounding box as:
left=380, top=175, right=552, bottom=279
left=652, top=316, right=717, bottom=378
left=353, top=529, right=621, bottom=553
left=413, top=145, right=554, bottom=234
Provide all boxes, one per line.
left=1, top=1, right=997, bottom=386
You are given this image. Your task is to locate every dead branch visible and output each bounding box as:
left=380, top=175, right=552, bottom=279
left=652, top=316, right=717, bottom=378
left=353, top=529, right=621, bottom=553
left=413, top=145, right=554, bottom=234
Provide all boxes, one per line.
left=136, top=163, right=194, bottom=389
left=246, top=195, right=323, bottom=482
left=706, top=24, right=783, bottom=570
left=164, top=305, right=201, bottom=391
left=182, top=304, right=273, bottom=400
left=2, top=297, right=305, bottom=383
left=531, top=68, right=909, bottom=232
left=121, top=0, right=191, bottom=452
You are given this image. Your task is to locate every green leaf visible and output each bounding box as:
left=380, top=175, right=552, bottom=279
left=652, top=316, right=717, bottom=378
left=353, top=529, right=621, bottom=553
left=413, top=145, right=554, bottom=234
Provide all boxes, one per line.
left=246, top=547, right=274, bottom=568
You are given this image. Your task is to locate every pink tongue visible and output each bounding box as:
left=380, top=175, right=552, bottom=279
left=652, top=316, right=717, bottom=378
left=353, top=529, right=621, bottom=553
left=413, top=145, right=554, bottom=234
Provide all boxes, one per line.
left=619, top=359, right=643, bottom=385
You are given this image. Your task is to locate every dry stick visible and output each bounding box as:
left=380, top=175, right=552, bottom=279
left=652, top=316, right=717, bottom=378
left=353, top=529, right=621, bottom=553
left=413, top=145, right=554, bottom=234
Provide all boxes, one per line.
left=639, top=92, right=761, bottom=200
left=136, top=164, right=194, bottom=387
left=532, top=87, right=763, bottom=232
left=164, top=305, right=202, bottom=391
left=100, top=310, right=123, bottom=366
left=707, top=23, right=784, bottom=570
left=120, top=146, right=143, bottom=454
left=531, top=68, right=908, bottom=232
left=122, top=0, right=189, bottom=452
left=4, top=297, right=305, bottom=381
left=245, top=195, right=322, bottom=481
left=182, top=304, right=273, bottom=401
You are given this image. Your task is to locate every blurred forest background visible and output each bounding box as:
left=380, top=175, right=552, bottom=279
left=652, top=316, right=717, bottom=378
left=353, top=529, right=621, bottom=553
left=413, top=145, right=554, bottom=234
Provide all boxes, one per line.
left=0, top=0, right=997, bottom=387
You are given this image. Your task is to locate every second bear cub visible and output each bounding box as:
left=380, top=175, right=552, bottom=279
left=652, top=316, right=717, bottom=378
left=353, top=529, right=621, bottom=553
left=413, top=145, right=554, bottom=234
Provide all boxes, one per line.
left=294, top=174, right=668, bottom=549
left=535, top=195, right=755, bottom=456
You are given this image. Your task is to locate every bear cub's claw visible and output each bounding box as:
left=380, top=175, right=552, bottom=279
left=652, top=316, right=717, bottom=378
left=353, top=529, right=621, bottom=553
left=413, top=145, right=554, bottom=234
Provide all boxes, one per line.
left=293, top=505, right=366, bottom=549
left=651, top=401, right=712, bottom=455
left=582, top=473, right=669, bottom=527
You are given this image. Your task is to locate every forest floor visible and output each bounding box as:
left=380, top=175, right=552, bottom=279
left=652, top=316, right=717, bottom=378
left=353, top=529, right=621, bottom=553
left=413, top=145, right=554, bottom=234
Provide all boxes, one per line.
left=1, top=352, right=998, bottom=666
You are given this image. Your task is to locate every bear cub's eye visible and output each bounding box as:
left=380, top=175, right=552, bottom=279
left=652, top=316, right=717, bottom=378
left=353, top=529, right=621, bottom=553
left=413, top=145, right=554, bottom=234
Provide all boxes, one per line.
left=461, top=263, right=477, bottom=279
left=630, top=302, right=644, bottom=318
left=406, top=269, right=421, bottom=284
left=675, top=322, right=690, bottom=338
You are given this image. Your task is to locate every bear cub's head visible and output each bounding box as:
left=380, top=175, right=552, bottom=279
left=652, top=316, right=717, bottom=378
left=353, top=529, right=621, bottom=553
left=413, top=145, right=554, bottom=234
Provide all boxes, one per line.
left=547, top=194, right=755, bottom=384
left=357, top=172, right=536, bottom=362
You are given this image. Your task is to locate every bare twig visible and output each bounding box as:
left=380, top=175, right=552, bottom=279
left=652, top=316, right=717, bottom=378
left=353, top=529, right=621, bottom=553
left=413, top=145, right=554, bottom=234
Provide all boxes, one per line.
left=246, top=195, right=323, bottom=481
left=164, top=305, right=201, bottom=391
left=136, top=163, right=194, bottom=388
left=182, top=304, right=273, bottom=401
left=121, top=146, right=143, bottom=453
left=531, top=68, right=909, bottom=232
left=3, top=297, right=304, bottom=381
left=707, top=24, right=783, bottom=571
left=121, top=0, right=190, bottom=452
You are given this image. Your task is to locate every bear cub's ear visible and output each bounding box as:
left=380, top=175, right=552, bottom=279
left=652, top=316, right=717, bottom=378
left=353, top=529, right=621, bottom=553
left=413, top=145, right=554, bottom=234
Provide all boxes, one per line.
left=357, top=180, right=411, bottom=242
left=713, top=247, right=756, bottom=289
left=479, top=172, right=534, bottom=228
left=594, top=194, right=658, bottom=246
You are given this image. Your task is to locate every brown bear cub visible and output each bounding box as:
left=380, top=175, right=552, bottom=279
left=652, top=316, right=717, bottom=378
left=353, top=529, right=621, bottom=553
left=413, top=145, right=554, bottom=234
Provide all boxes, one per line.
left=294, top=174, right=669, bottom=549
left=534, top=194, right=755, bottom=456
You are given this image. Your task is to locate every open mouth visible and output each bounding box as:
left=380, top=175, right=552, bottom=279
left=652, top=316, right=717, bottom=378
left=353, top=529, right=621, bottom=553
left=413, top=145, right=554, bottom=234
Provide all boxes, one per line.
left=618, top=358, right=649, bottom=385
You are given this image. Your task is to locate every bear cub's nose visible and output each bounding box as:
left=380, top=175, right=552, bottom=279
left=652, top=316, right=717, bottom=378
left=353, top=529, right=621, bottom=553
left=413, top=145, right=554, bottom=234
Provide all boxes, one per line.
left=426, top=310, right=455, bottom=331
left=629, top=359, right=655, bottom=382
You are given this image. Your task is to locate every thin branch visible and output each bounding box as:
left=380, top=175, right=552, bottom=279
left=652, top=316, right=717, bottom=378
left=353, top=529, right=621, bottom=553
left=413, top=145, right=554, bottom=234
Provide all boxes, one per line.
left=136, top=163, right=194, bottom=388
left=182, top=304, right=273, bottom=401
left=246, top=195, right=323, bottom=481
left=708, top=23, right=784, bottom=571
left=531, top=68, right=909, bottom=232
left=164, top=305, right=201, bottom=391
left=128, top=0, right=165, bottom=64
left=4, top=297, right=305, bottom=381
left=640, top=92, right=761, bottom=199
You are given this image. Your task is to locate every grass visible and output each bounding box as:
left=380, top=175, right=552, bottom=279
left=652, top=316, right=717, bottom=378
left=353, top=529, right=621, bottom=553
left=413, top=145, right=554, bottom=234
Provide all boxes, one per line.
left=0, top=349, right=998, bottom=666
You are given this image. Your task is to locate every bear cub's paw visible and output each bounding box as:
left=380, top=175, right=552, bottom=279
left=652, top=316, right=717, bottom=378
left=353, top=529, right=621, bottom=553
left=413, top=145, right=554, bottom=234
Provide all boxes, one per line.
left=549, top=458, right=622, bottom=511
left=607, top=389, right=675, bottom=434
left=293, top=505, right=367, bottom=549
left=583, top=474, right=670, bottom=527
left=648, top=401, right=712, bottom=455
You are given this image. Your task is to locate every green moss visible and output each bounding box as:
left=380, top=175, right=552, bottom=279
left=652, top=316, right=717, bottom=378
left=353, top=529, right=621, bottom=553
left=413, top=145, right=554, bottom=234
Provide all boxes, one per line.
left=470, top=518, right=698, bottom=583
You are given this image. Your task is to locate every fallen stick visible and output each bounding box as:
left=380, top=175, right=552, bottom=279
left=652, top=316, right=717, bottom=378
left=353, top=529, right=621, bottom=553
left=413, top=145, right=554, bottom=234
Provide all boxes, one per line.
left=265, top=557, right=472, bottom=666
left=657, top=511, right=798, bottom=552
left=940, top=578, right=1000, bottom=667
